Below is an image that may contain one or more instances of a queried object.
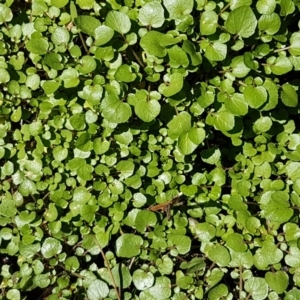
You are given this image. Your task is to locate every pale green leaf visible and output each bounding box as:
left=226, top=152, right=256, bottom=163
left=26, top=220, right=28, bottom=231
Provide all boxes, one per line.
left=225, top=6, right=257, bottom=38
left=139, top=1, right=165, bottom=28
left=105, top=11, right=131, bottom=34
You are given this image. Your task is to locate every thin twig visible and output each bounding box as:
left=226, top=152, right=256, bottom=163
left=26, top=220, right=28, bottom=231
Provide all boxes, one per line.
left=131, top=48, right=145, bottom=68
left=93, top=235, right=121, bottom=300
left=78, top=32, right=89, bottom=54
left=239, top=265, right=243, bottom=300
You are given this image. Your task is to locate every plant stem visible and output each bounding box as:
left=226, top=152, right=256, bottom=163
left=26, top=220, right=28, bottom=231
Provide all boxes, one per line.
left=131, top=48, right=145, bottom=68
left=93, top=235, right=121, bottom=300
left=78, top=32, right=89, bottom=54
left=239, top=265, right=243, bottom=300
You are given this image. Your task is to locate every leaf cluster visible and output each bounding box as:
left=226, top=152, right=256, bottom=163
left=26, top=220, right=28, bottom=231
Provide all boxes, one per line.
left=1, top=0, right=300, bottom=299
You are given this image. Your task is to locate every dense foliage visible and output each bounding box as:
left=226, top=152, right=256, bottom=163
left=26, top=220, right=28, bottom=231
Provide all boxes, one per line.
left=1, top=0, right=300, bottom=299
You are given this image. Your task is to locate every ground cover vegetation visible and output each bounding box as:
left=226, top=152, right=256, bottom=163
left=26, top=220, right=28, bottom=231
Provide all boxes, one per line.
left=0, top=0, right=300, bottom=299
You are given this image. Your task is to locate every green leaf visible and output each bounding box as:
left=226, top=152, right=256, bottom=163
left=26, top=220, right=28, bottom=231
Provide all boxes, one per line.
left=133, top=270, right=155, bottom=291
left=0, top=4, right=13, bottom=24
left=269, top=57, right=293, bottom=75
left=101, top=93, right=132, bottom=123
left=159, top=73, right=184, bottom=97
left=243, top=52, right=259, bottom=70
left=74, top=15, right=101, bottom=36
left=78, top=56, right=96, bottom=74
left=285, top=246, right=300, bottom=267
left=51, top=0, right=69, bottom=8
left=207, top=244, right=231, bottom=267
left=200, top=10, right=218, bottom=35
left=0, top=68, right=10, bottom=83
left=70, top=113, right=86, bottom=131
left=214, top=111, right=235, bottom=131
left=287, top=162, right=300, bottom=181
left=256, top=0, right=276, bottom=14
left=281, top=83, right=298, bottom=107
left=41, top=237, right=62, bottom=258
left=205, top=42, right=227, bottom=62
left=168, top=234, right=191, bottom=254
left=116, top=234, right=143, bottom=258
left=135, top=210, right=157, bottom=232
left=43, top=53, right=64, bottom=70
left=11, top=107, right=22, bottom=122
left=265, top=271, right=289, bottom=294
left=280, top=0, right=295, bottom=16
left=148, top=276, right=171, bottom=300
left=140, top=31, right=180, bottom=57
left=225, top=93, right=248, bottom=116
left=77, top=164, right=93, bottom=181
left=253, top=116, right=272, bottom=133
left=61, top=68, right=80, bottom=88
left=261, top=191, right=293, bottom=224
left=208, top=284, right=228, bottom=300
left=178, top=128, right=206, bottom=155
left=115, top=64, right=136, bottom=82
left=116, top=160, right=135, bottom=178
left=94, top=25, right=114, bottom=46
left=6, top=289, right=20, bottom=300
left=167, top=45, right=189, bottom=68
left=163, top=0, right=194, bottom=19
left=192, top=222, right=216, bottom=242
left=105, top=11, right=131, bottom=34
left=225, top=6, right=257, bottom=38
left=135, top=99, right=161, bottom=122
left=289, top=32, right=300, bottom=56
left=87, top=280, right=109, bottom=300
left=167, top=111, right=191, bottom=139
left=182, top=40, right=202, bottom=66
left=78, top=84, right=103, bottom=106
left=231, top=55, right=251, bottom=78
left=201, top=146, right=221, bottom=165
left=244, top=277, right=268, bottom=300
left=53, top=146, right=68, bottom=161
left=76, top=0, right=95, bottom=10
left=51, top=27, right=70, bottom=45
left=138, top=2, right=165, bottom=28
left=226, top=233, right=247, bottom=252
left=65, top=256, right=80, bottom=272
left=258, top=13, right=281, bottom=35
left=81, top=204, right=97, bottom=222
left=26, top=37, right=49, bottom=55
left=244, top=86, right=268, bottom=109
left=19, top=179, right=37, bottom=196
left=0, top=199, right=16, bottom=217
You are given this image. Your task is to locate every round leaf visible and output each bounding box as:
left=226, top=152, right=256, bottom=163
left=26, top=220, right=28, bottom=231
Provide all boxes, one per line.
left=226, top=233, right=247, bottom=252
left=133, top=270, right=155, bottom=291
left=244, top=277, right=268, bottom=300
left=281, top=83, right=298, bottom=107
left=200, top=10, right=218, bottom=35
left=139, top=2, right=165, bottom=28
left=87, top=280, right=109, bottom=300
left=244, top=86, right=268, bottom=109
left=51, top=27, right=70, bottom=45
left=208, top=244, right=231, bottom=266
left=94, top=25, right=114, bottom=46
left=41, top=237, right=62, bottom=258
left=225, top=6, right=257, bottom=38
left=101, top=93, right=132, bottom=123
left=105, top=11, right=131, bottom=34
left=214, top=111, right=235, bottom=132
left=265, top=271, right=289, bottom=294
left=163, top=0, right=193, bottom=19
left=135, top=99, right=161, bottom=122
left=116, top=234, right=143, bottom=258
